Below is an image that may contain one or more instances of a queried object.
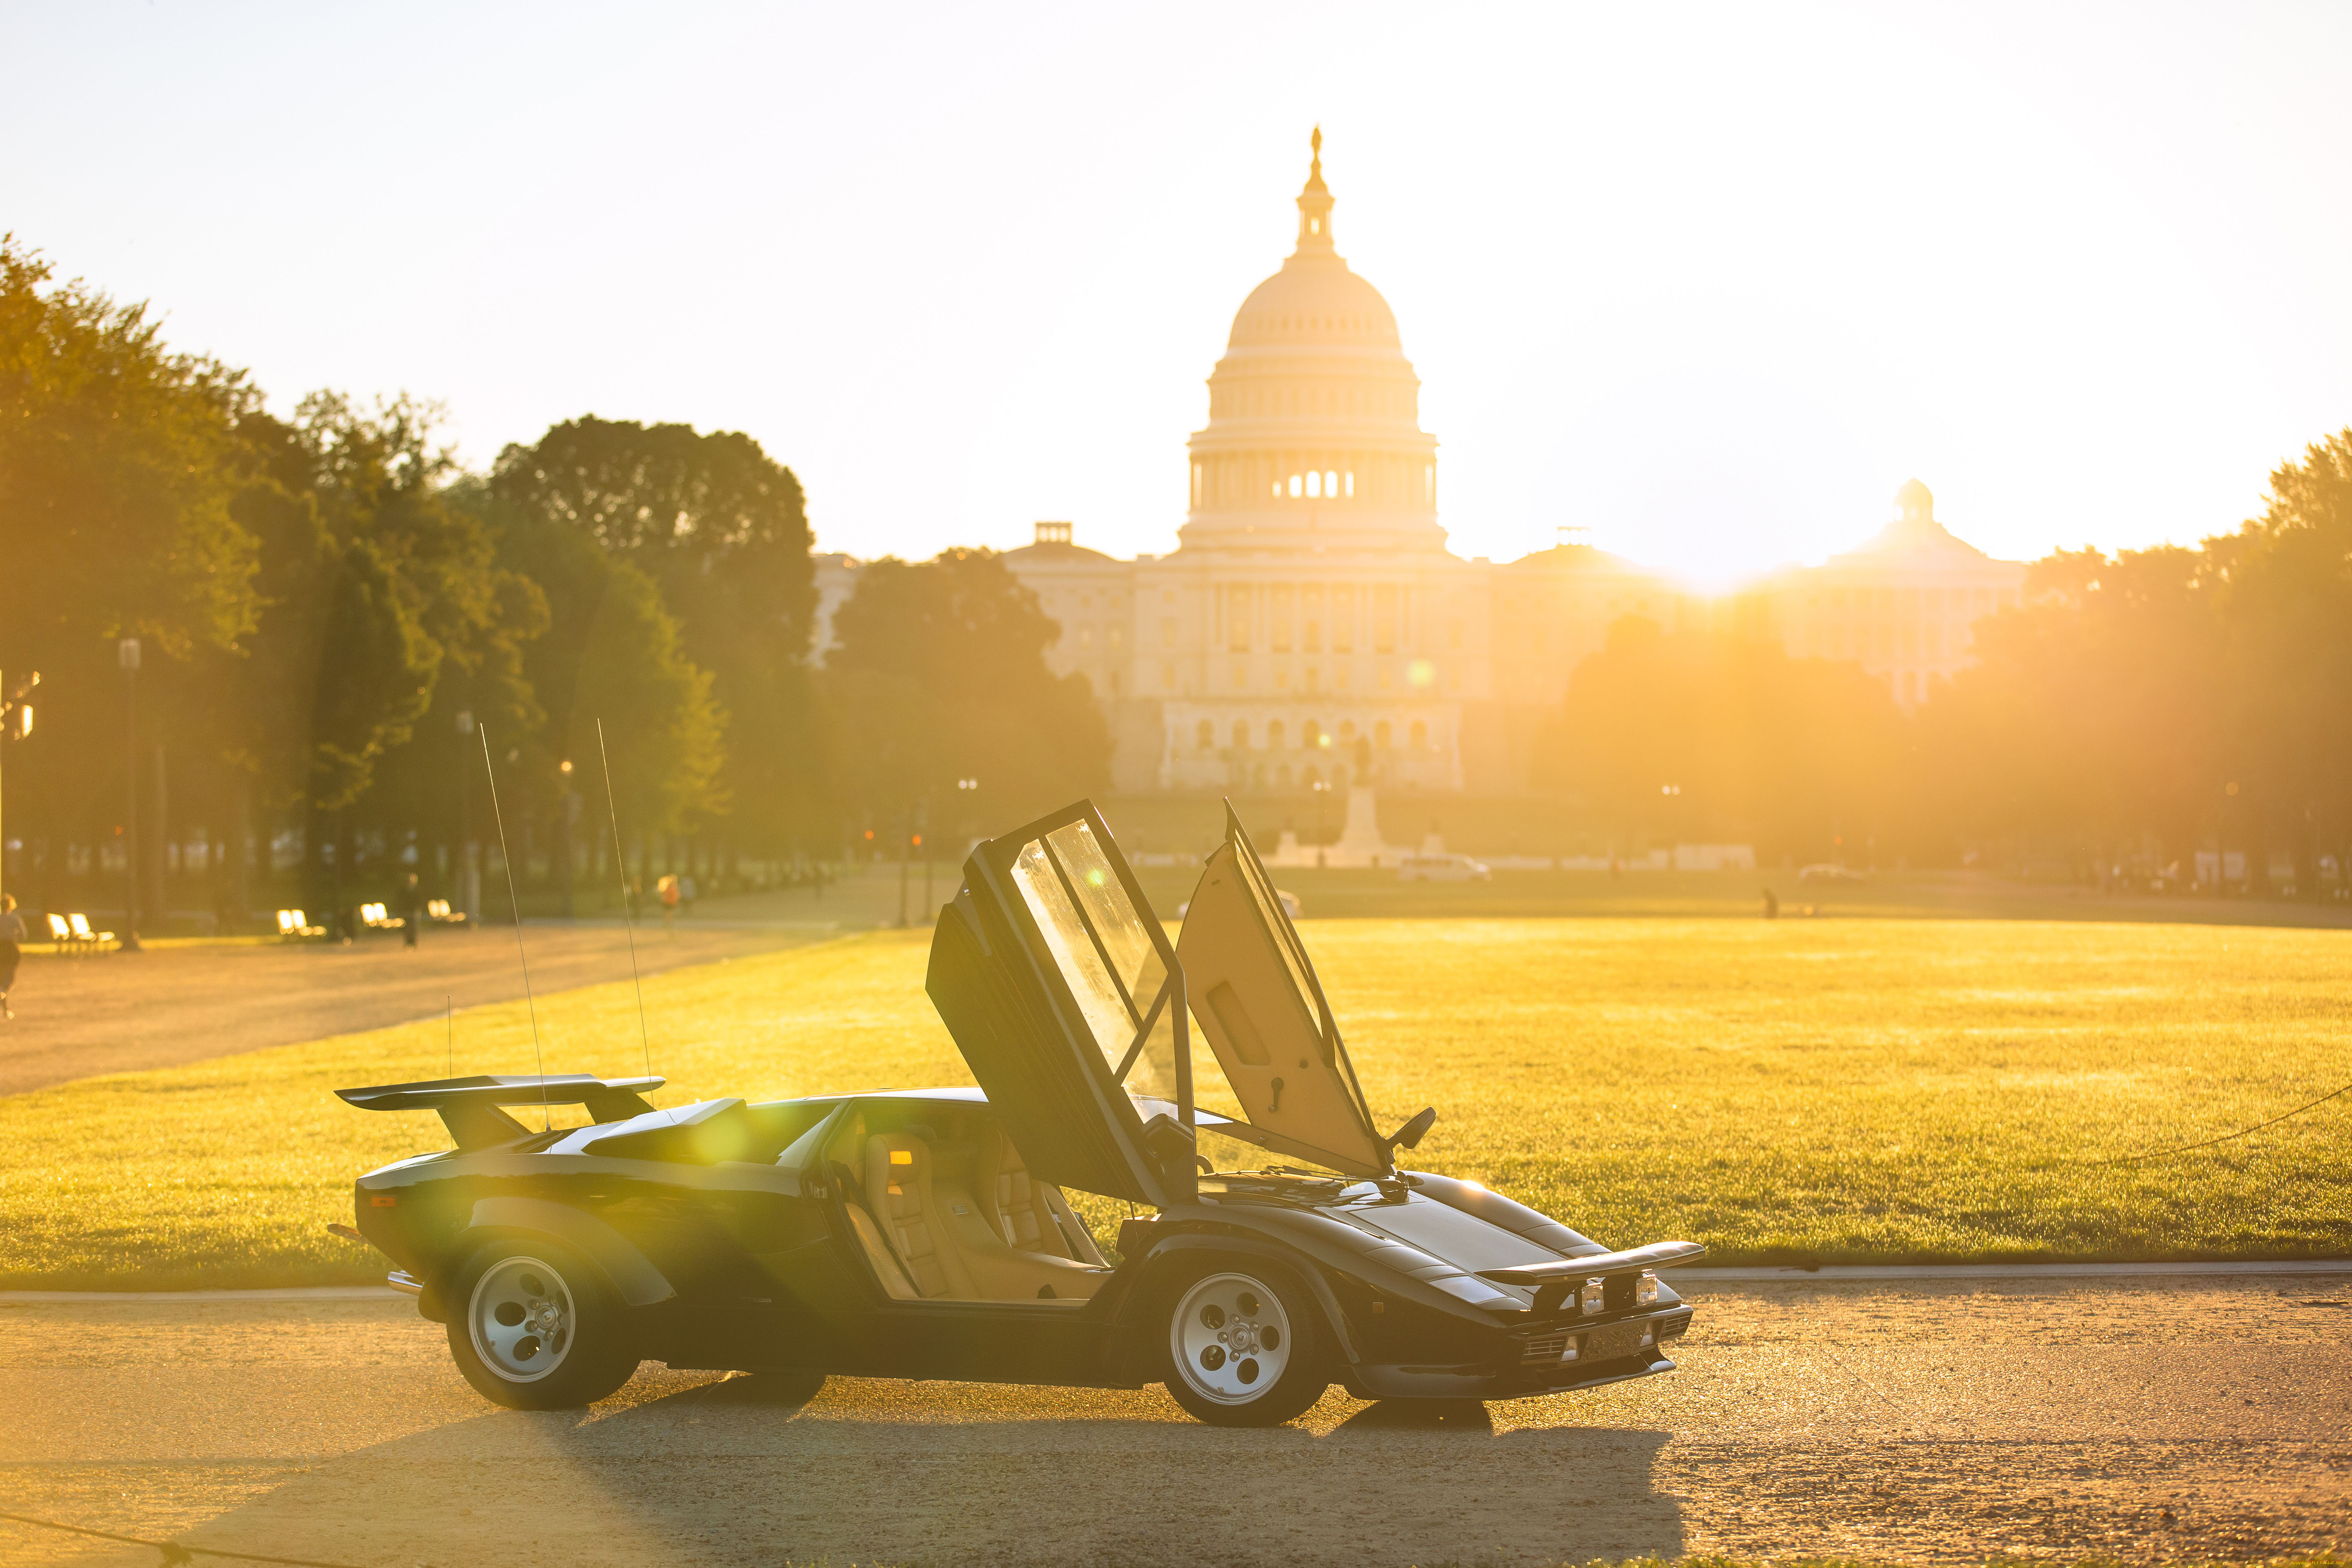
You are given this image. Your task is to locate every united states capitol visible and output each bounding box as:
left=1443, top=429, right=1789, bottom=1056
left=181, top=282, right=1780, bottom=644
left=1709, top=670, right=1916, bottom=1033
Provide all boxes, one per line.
left=815, top=133, right=2026, bottom=802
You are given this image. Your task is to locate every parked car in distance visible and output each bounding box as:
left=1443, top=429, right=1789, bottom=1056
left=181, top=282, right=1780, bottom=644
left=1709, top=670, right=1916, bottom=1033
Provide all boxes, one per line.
left=1796, top=863, right=1868, bottom=884
left=1399, top=853, right=1491, bottom=882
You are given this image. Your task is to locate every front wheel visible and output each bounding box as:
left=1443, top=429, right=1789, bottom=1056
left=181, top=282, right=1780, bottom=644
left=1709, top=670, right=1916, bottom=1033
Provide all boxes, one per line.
left=445, top=1237, right=641, bottom=1410
left=1159, top=1263, right=1328, bottom=1427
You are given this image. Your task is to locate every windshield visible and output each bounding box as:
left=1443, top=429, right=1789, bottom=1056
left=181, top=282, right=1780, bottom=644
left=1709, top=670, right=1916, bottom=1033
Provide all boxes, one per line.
left=1007, top=819, right=1182, bottom=1106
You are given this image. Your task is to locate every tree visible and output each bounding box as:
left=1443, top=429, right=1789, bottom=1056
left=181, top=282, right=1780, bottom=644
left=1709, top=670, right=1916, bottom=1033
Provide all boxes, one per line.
left=489, top=417, right=818, bottom=859
left=0, top=236, right=262, bottom=911
left=487, top=493, right=726, bottom=859
left=1534, top=615, right=1905, bottom=865
left=824, top=548, right=1111, bottom=837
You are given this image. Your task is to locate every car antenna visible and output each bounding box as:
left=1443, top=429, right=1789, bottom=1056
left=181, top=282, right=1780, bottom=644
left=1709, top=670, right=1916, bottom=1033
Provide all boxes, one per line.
left=478, top=726, right=550, bottom=1131
left=594, top=717, right=656, bottom=1087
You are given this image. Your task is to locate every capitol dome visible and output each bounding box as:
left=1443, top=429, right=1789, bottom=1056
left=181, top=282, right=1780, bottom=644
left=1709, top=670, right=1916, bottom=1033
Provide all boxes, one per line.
left=1183, top=130, right=1441, bottom=550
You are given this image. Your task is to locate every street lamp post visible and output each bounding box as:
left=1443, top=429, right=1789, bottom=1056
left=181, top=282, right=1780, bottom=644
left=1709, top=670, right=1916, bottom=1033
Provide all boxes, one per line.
left=118, top=638, right=142, bottom=951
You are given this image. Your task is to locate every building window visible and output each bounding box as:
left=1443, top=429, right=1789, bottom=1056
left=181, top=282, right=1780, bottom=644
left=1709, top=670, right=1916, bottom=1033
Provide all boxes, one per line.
left=1197, top=720, right=1214, bottom=753
left=1163, top=662, right=1177, bottom=690
left=1233, top=722, right=1249, bottom=751
left=1374, top=720, right=1392, bottom=749
left=1267, top=721, right=1285, bottom=751
left=1272, top=585, right=1293, bottom=651
left=1227, top=586, right=1251, bottom=652
left=1374, top=585, right=1397, bottom=653
left=1289, top=473, right=1303, bottom=498
left=1305, top=666, right=1319, bottom=693
left=1233, top=664, right=1247, bottom=690
left=1410, top=720, right=1428, bottom=751
left=1332, top=587, right=1355, bottom=652
left=1306, top=471, right=1322, bottom=498
left=1323, top=470, right=1337, bottom=497
left=1339, top=721, right=1357, bottom=745
left=1343, top=471, right=1354, bottom=498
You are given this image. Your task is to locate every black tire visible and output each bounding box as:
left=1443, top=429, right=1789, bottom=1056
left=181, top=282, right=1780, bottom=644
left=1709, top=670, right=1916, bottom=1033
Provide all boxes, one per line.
left=1157, top=1258, right=1330, bottom=1428
left=444, top=1236, right=641, bottom=1410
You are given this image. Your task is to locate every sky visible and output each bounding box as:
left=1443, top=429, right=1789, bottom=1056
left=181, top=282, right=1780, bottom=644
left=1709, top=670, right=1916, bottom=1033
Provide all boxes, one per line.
left=5, top=1, right=2350, bottom=589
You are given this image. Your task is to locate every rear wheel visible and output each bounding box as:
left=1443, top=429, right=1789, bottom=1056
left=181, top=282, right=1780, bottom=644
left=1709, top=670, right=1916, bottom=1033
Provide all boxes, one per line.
left=445, top=1238, right=641, bottom=1410
left=1159, top=1263, right=1328, bottom=1427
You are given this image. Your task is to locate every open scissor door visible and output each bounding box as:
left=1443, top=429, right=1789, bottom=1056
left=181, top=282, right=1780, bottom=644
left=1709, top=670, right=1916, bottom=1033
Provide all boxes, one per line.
left=926, top=801, right=1194, bottom=1207
left=1176, top=802, right=1387, bottom=1177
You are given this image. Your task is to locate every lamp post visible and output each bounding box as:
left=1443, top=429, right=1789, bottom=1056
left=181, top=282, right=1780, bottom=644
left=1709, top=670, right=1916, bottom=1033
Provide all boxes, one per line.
left=118, top=639, right=142, bottom=951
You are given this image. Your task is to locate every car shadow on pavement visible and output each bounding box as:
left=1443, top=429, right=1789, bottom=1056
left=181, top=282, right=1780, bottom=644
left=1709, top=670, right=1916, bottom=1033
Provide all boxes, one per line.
left=146, top=1375, right=1684, bottom=1568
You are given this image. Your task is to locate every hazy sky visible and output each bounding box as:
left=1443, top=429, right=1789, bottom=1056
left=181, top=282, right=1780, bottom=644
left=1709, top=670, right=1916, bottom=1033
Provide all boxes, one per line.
left=7, top=2, right=2350, bottom=588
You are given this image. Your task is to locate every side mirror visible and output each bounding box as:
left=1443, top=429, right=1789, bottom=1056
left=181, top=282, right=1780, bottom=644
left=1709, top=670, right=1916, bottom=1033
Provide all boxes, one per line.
left=1387, top=1106, right=1437, bottom=1153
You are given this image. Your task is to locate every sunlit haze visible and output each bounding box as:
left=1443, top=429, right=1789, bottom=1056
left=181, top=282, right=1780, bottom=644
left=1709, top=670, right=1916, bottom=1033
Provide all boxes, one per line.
left=7, top=2, right=2350, bottom=587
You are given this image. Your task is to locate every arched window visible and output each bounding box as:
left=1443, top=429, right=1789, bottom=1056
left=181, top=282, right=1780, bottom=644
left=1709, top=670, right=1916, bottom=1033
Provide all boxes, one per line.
left=1197, top=720, right=1215, bottom=753
left=1267, top=721, right=1285, bottom=751
left=1306, top=470, right=1322, bottom=498
left=1276, top=764, right=1292, bottom=788
left=1303, top=719, right=1321, bottom=750
left=1338, top=720, right=1357, bottom=745
left=1232, top=722, right=1249, bottom=750
left=1410, top=720, right=1428, bottom=751
left=1288, top=473, right=1303, bottom=498
left=1343, top=471, right=1355, bottom=498
left=1324, top=470, right=1338, bottom=497
left=1374, top=721, right=1391, bottom=750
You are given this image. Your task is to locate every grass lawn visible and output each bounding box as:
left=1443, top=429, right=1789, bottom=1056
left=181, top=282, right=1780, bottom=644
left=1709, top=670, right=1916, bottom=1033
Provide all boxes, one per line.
left=1, top=918, right=2346, bottom=1289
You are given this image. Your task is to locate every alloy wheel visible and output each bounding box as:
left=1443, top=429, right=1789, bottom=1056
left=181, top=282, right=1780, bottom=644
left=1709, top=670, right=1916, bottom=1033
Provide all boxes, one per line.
left=468, top=1255, right=576, bottom=1383
left=1170, top=1271, right=1294, bottom=1405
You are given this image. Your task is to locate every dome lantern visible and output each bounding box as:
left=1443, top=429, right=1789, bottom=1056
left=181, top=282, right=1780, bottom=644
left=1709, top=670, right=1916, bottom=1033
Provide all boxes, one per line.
left=1294, top=126, right=1336, bottom=254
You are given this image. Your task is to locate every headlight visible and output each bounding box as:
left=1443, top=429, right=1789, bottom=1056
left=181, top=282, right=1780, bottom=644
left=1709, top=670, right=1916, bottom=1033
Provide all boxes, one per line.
left=1636, top=1268, right=1659, bottom=1306
left=1580, top=1276, right=1606, bottom=1315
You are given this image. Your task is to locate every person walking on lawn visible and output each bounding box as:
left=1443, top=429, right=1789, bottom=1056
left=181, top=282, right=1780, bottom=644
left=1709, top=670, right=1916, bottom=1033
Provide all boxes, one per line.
left=0, top=894, right=25, bottom=1019
left=400, top=872, right=422, bottom=950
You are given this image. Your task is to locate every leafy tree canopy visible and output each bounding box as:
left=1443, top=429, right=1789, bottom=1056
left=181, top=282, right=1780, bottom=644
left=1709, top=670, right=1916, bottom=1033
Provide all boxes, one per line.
left=825, top=548, right=1110, bottom=829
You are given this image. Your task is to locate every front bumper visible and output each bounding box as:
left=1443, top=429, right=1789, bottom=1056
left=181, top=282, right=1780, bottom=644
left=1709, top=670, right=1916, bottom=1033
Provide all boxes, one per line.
left=1340, top=1303, right=1693, bottom=1403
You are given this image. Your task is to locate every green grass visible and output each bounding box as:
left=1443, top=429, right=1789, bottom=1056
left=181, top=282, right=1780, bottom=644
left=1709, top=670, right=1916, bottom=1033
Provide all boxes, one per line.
left=1, top=918, right=2348, bottom=1289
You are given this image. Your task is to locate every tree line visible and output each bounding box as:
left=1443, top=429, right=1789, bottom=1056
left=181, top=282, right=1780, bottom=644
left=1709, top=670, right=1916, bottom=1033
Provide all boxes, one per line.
left=0, top=239, right=1109, bottom=929
left=1540, top=432, right=2352, bottom=890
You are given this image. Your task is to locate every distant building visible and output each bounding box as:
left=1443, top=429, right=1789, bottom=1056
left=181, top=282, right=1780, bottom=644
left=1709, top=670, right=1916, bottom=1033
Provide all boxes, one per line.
left=815, top=137, right=2026, bottom=784
left=1754, top=481, right=2027, bottom=708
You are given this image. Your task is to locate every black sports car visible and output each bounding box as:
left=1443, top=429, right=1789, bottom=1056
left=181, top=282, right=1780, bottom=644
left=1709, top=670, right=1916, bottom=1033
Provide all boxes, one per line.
left=339, top=801, right=1703, bottom=1425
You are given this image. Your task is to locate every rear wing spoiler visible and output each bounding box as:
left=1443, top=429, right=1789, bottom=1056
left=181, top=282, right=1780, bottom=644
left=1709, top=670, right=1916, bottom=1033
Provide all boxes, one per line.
left=336, top=1074, right=664, bottom=1151
left=1478, top=1239, right=1708, bottom=1312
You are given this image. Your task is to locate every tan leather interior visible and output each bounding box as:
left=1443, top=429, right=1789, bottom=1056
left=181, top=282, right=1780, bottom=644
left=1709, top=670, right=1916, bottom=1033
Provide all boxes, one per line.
left=855, top=1122, right=1110, bottom=1303
left=865, top=1134, right=976, bottom=1298
left=976, top=1124, right=1109, bottom=1267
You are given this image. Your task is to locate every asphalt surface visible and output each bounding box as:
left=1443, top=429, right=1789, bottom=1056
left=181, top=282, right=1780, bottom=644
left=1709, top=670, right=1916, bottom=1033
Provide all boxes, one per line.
left=0, top=924, right=820, bottom=1096
left=2, top=1273, right=2345, bottom=1567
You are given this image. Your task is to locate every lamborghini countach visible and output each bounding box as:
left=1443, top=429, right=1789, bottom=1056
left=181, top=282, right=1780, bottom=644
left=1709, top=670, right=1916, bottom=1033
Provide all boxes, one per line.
left=337, top=802, right=1701, bottom=1425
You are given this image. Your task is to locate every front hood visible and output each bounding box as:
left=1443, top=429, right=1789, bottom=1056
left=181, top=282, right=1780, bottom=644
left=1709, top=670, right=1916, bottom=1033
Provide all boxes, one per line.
left=1199, top=1178, right=1561, bottom=1311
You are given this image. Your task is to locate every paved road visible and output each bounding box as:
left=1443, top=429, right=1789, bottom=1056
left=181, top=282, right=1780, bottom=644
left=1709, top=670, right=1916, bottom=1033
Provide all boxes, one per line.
left=2, top=1273, right=2344, bottom=1567
left=0, top=924, right=822, bottom=1096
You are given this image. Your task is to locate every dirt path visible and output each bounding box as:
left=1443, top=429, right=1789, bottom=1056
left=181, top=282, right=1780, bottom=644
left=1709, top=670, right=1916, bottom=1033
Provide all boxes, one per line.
left=0, top=923, right=824, bottom=1096
left=1, top=1273, right=2343, bottom=1566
